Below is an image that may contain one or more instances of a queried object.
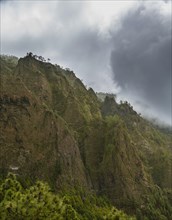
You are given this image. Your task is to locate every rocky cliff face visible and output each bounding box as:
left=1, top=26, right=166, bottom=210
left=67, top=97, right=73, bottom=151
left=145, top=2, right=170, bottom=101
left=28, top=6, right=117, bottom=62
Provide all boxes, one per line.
left=0, top=56, right=88, bottom=189
left=0, top=55, right=171, bottom=215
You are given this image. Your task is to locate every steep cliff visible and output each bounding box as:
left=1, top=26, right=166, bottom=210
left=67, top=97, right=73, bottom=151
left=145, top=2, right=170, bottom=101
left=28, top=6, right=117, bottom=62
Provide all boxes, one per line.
left=0, top=54, right=171, bottom=219
left=0, top=56, right=88, bottom=189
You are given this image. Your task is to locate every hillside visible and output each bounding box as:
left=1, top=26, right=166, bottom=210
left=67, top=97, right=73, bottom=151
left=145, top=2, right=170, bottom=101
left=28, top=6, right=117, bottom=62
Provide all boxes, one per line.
left=0, top=54, right=171, bottom=220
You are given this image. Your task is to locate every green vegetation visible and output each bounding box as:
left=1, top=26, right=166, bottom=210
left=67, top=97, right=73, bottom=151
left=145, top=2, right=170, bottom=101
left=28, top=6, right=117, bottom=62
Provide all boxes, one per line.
left=0, top=173, right=68, bottom=220
left=0, top=174, right=135, bottom=220
left=137, top=187, right=172, bottom=220
left=0, top=54, right=171, bottom=220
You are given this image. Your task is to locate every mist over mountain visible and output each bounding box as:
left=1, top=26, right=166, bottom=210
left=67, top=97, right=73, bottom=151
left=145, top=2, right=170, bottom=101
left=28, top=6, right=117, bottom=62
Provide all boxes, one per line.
left=110, top=3, right=171, bottom=125
left=1, top=0, right=171, bottom=125
left=1, top=0, right=171, bottom=219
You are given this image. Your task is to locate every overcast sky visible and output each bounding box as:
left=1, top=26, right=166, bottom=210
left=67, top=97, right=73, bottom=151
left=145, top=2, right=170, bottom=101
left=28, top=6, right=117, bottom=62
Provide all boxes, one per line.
left=0, top=0, right=171, bottom=125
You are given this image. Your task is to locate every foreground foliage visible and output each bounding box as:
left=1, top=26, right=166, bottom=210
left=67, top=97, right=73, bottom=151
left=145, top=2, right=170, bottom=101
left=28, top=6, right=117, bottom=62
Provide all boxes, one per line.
left=0, top=174, right=135, bottom=220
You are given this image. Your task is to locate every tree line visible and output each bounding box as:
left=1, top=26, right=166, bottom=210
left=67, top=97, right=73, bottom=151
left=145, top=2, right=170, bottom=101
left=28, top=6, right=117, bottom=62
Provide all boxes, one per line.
left=25, top=52, right=50, bottom=63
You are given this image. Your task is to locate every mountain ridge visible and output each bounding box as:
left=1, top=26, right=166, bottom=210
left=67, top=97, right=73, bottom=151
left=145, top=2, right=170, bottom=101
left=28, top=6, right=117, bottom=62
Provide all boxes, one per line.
left=0, top=54, right=171, bottom=219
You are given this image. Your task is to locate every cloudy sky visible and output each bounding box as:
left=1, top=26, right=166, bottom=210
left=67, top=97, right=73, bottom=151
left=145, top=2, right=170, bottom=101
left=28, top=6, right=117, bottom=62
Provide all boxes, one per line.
left=0, top=0, right=171, bottom=125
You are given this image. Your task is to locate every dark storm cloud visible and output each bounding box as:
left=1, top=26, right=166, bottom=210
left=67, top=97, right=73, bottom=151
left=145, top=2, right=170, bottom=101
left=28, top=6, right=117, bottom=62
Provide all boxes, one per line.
left=110, top=5, right=171, bottom=123
left=1, top=0, right=171, bottom=124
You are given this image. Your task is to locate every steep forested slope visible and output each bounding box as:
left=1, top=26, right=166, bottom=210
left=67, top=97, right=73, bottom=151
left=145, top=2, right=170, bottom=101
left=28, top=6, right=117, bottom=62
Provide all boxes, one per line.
left=0, top=54, right=171, bottom=219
